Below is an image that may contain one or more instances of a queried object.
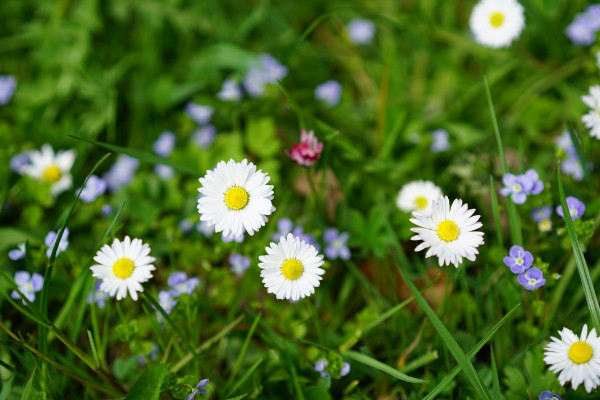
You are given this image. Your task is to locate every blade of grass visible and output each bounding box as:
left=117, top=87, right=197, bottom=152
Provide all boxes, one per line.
left=423, top=304, right=519, bottom=400
left=225, top=313, right=261, bottom=391
left=20, top=367, right=36, bottom=400
left=394, top=255, right=492, bottom=400
left=225, top=358, right=263, bottom=398
left=557, top=169, right=600, bottom=331
left=489, top=176, right=504, bottom=248
left=566, top=123, right=589, bottom=181
left=344, top=351, right=426, bottom=384
left=87, top=330, right=100, bottom=369
left=484, top=76, right=522, bottom=245
left=491, top=347, right=500, bottom=400
left=0, top=376, right=14, bottom=400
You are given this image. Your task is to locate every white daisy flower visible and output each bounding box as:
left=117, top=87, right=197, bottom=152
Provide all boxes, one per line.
left=197, top=159, right=275, bottom=239
left=396, top=180, right=443, bottom=217
left=544, top=324, right=600, bottom=393
left=258, top=233, right=325, bottom=301
left=410, top=196, right=484, bottom=268
left=582, top=85, right=600, bottom=139
left=90, top=236, right=156, bottom=301
left=21, top=144, right=76, bottom=197
left=469, top=0, right=525, bottom=48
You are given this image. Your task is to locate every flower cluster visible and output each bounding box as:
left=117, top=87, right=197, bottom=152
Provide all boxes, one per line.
left=566, top=4, right=600, bottom=45
left=503, top=245, right=545, bottom=290
left=500, top=169, right=544, bottom=204
left=314, top=358, right=351, bottom=379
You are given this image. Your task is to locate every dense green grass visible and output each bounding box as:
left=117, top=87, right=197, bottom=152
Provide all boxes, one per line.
left=2, top=0, right=600, bottom=399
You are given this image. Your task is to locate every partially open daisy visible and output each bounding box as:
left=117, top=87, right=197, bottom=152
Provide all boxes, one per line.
left=21, top=144, right=76, bottom=197
left=396, top=180, right=443, bottom=217
left=469, top=0, right=525, bottom=48
left=197, top=159, right=275, bottom=239
left=410, top=196, right=484, bottom=267
left=544, top=324, right=600, bottom=393
left=90, top=236, right=156, bottom=301
left=259, top=233, right=325, bottom=301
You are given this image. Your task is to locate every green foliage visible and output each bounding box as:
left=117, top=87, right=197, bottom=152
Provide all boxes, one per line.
left=124, top=363, right=168, bottom=400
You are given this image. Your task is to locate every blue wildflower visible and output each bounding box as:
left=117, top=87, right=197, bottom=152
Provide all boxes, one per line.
left=78, top=175, right=107, bottom=203
left=314, top=358, right=351, bottom=378
left=539, top=390, right=562, bottom=400
left=185, top=103, right=213, bottom=125
left=532, top=206, right=553, bottom=232
left=196, top=221, right=214, bottom=237
left=8, top=243, right=26, bottom=261
left=229, top=253, right=250, bottom=275
left=222, top=232, right=244, bottom=243
left=292, top=226, right=320, bottom=251
left=11, top=271, right=43, bottom=304
left=503, top=245, right=533, bottom=274
left=517, top=267, right=546, bottom=290
left=315, top=80, right=342, bottom=107
left=157, top=290, right=177, bottom=319
left=347, top=19, right=375, bottom=45
left=500, top=169, right=544, bottom=204
left=186, top=379, right=209, bottom=400
left=556, top=196, right=585, bottom=220
left=179, top=220, right=194, bottom=234
left=103, top=154, right=139, bottom=191
left=87, top=281, right=109, bottom=309
left=10, top=151, right=31, bottom=174
left=271, top=218, right=294, bottom=241
left=45, top=228, right=69, bottom=258
left=566, top=5, right=600, bottom=45
left=323, top=228, right=351, bottom=260
left=154, top=164, right=175, bottom=180
left=430, top=129, right=449, bottom=153
left=152, top=131, right=176, bottom=158
left=217, top=79, right=242, bottom=102
left=167, top=272, right=200, bottom=296
left=0, top=75, right=17, bottom=105
left=243, top=53, right=287, bottom=98
left=191, top=125, right=217, bottom=149
left=101, top=205, right=113, bottom=216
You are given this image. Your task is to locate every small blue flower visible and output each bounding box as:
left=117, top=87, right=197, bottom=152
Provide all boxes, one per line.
left=8, top=243, right=26, bottom=261
left=315, top=80, right=342, bottom=107
left=347, top=19, right=375, bottom=45
left=167, top=272, right=200, bottom=296
left=0, top=75, right=17, bottom=105
left=517, top=267, right=546, bottom=290
left=179, top=220, right=194, bottom=234
left=101, top=205, right=113, bottom=216
left=532, top=206, right=553, bottom=232
left=45, top=228, right=69, bottom=259
left=196, top=221, right=214, bottom=237
left=10, top=151, right=31, bottom=174
left=291, top=226, right=320, bottom=251
left=323, top=228, right=351, bottom=260
left=186, top=378, right=209, bottom=400
left=103, top=154, right=139, bottom=192
left=229, top=253, right=250, bottom=275
left=87, top=281, right=109, bottom=309
left=191, top=125, right=217, bottom=149
left=430, top=129, right=449, bottom=153
left=500, top=169, right=544, bottom=204
left=243, top=53, right=287, bottom=98
left=157, top=290, right=177, bottom=318
left=271, top=218, right=294, bottom=241
left=217, top=79, right=242, bottom=102
left=566, top=5, right=600, bottom=45
left=11, top=271, right=43, bottom=304
left=222, top=232, right=244, bottom=243
left=78, top=175, right=107, bottom=203
left=556, top=196, right=585, bottom=220
left=503, top=245, right=533, bottom=274
left=185, top=103, right=214, bottom=125
left=539, top=390, right=562, bottom=400
left=154, top=164, right=175, bottom=180
left=314, top=358, right=351, bottom=378
left=152, top=131, right=176, bottom=158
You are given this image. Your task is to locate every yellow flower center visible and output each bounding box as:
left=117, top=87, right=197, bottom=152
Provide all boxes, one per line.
left=414, top=196, right=428, bottom=210
left=539, top=220, right=552, bottom=232
left=490, top=12, right=504, bottom=28
left=437, top=220, right=459, bottom=242
left=569, top=341, right=593, bottom=364
left=224, top=186, right=249, bottom=210
left=113, top=258, right=135, bottom=279
left=281, top=258, right=304, bottom=281
left=42, top=165, right=62, bottom=183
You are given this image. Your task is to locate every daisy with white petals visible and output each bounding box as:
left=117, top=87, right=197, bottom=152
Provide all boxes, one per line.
left=410, top=196, right=484, bottom=268
left=469, top=0, right=525, bottom=48
left=21, top=144, right=76, bottom=197
left=259, top=233, right=325, bottom=301
left=197, top=159, right=275, bottom=239
left=544, top=324, right=600, bottom=393
left=90, top=236, right=156, bottom=301
left=582, top=85, right=600, bottom=139
left=396, top=180, right=443, bottom=217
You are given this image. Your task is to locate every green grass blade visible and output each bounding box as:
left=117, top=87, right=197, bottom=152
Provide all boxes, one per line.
left=0, top=376, right=14, bottom=400
left=87, top=330, right=100, bottom=369
left=225, top=313, right=261, bottom=390
left=68, top=134, right=201, bottom=175
left=423, top=304, right=519, bottom=400
left=489, top=176, right=504, bottom=248
left=557, top=169, right=600, bottom=331
left=20, top=368, right=36, bottom=400
left=395, top=261, right=492, bottom=400
left=484, top=76, right=522, bottom=245
left=566, top=122, right=589, bottom=181
left=226, top=396, right=248, bottom=400
left=344, top=351, right=426, bottom=384
left=490, top=347, right=500, bottom=400
left=226, top=358, right=263, bottom=398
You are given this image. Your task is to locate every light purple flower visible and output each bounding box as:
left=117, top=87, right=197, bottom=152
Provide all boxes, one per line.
left=185, top=103, right=214, bottom=125
left=323, top=228, right=351, bottom=260
left=158, top=290, right=177, bottom=314
left=0, top=75, right=17, bottom=105
left=271, top=218, right=294, bottom=241
left=229, top=253, right=250, bottom=275
left=291, top=226, right=320, bottom=251
left=103, top=154, right=139, bottom=191
left=561, top=156, right=584, bottom=181
left=10, top=151, right=31, bottom=174
left=87, top=281, right=109, bottom=309
left=499, top=169, right=544, bottom=205
left=222, top=232, right=244, bottom=243
left=315, top=80, right=342, bottom=107
left=197, top=221, right=214, bottom=237
left=556, top=196, right=585, bottom=220
left=430, top=129, right=449, bottom=153
left=503, top=245, right=533, bottom=274
left=152, top=131, right=176, bottom=158
left=566, top=5, right=600, bottom=45
left=314, top=359, right=351, bottom=378
left=167, top=272, right=200, bottom=296
left=9, top=243, right=26, bottom=261
left=11, top=271, right=43, bottom=304
left=45, top=228, right=69, bottom=258
left=217, top=79, right=242, bottom=102
left=517, top=267, right=546, bottom=290
left=243, top=53, right=287, bottom=98
left=555, top=131, right=576, bottom=155
left=180, top=220, right=193, bottom=234
left=186, top=378, right=209, bottom=400
left=101, top=205, right=113, bottom=216
left=191, top=125, right=217, bottom=149
left=539, top=390, right=562, bottom=400
left=78, top=175, right=107, bottom=203
left=347, top=19, right=375, bottom=45
left=154, top=164, right=175, bottom=180
left=532, top=206, right=553, bottom=232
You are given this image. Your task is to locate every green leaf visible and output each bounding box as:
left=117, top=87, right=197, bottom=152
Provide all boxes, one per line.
left=124, top=364, right=168, bottom=400
left=87, top=330, right=100, bottom=369
left=490, top=347, right=500, bottom=400
left=20, top=368, right=36, bottom=400
left=557, top=170, right=600, bottom=331
left=0, top=228, right=38, bottom=254
left=344, top=351, right=426, bottom=384
left=245, top=118, right=281, bottom=158
left=489, top=176, right=503, bottom=248
left=160, top=372, right=177, bottom=392
left=226, top=396, right=248, bottom=400
left=304, top=386, right=332, bottom=400
left=0, top=376, right=14, bottom=400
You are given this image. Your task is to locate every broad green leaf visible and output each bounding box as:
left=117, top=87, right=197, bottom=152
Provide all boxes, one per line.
left=124, top=364, right=167, bottom=400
